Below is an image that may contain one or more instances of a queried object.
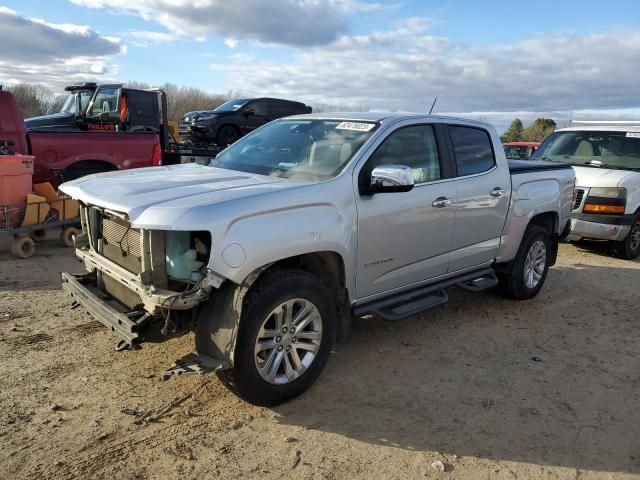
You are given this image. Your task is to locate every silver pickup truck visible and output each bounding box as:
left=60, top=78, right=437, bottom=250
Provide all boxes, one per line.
left=60, top=113, right=575, bottom=405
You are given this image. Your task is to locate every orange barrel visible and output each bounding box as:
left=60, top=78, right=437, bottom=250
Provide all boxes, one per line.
left=0, top=155, right=34, bottom=224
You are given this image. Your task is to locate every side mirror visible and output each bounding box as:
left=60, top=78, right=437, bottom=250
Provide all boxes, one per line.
left=244, top=108, right=255, bottom=116
left=369, top=165, right=414, bottom=193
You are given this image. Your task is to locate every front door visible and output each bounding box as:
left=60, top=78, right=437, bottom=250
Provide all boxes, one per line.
left=355, top=123, right=456, bottom=300
left=242, top=100, right=271, bottom=134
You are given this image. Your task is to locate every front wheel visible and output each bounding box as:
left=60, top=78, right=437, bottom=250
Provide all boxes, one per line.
left=497, top=224, right=552, bottom=300
left=215, top=269, right=336, bottom=406
left=614, top=216, right=640, bottom=260
left=215, top=125, right=239, bottom=147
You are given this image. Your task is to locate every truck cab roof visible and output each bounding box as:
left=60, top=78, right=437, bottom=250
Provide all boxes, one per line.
left=288, top=112, right=496, bottom=130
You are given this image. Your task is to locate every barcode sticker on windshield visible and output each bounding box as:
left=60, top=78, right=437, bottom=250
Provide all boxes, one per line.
left=336, top=122, right=375, bottom=132
left=626, top=132, right=640, bottom=138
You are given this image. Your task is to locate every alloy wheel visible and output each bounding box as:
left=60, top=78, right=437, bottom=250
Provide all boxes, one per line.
left=254, top=298, right=323, bottom=385
left=524, top=240, right=547, bottom=289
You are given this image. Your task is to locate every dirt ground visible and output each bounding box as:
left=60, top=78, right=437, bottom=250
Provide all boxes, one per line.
left=0, top=233, right=639, bottom=480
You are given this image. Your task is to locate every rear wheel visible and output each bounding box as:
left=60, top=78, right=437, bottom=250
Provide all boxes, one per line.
left=214, top=269, right=336, bottom=406
left=215, top=125, right=239, bottom=147
left=497, top=224, right=552, bottom=299
left=614, top=216, right=640, bottom=260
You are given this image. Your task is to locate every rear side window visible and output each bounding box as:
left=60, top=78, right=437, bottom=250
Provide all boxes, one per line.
left=449, top=126, right=495, bottom=176
left=269, top=101, right=305, bottom=117
left=250, top=100, right=268, bottom=116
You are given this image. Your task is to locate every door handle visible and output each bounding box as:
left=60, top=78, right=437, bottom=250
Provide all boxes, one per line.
left=432, top=197, right=452, bottom=208
left=490, top=187, right=506, bottom=198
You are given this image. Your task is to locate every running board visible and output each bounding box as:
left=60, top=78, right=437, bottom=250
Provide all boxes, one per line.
left=353, top=268, right=498, bottom=322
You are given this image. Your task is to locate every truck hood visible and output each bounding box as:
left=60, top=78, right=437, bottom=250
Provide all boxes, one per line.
left=573, top=165, right=636, bottom=188
left=59, top=164, right=305, bottom=228
left=182, top=110, right=214, bottom=122
left=25, top=112, right=77, bottom=130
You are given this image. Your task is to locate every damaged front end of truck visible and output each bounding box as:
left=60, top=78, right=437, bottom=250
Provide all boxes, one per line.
left=62, top=203, right=218, bottom=358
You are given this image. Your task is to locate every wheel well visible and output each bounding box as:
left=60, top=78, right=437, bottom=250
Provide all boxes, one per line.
left=529, top=212, right=556, bottom=235
left=268, top=252, right=346, bottom=300
left=262, top=252, right=350, bottom=341
left=62, top=160, right=116, bottom=182
left=217, top=123, right=240, bottom=136
left=529, top=211, right=559, bottom=265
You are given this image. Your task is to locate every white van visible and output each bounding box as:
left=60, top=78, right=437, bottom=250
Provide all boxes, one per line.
left=531, top=122, right=640, bottom=259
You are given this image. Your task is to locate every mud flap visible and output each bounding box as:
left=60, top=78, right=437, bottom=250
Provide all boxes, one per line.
left=194, top=281, right=249, bottom=368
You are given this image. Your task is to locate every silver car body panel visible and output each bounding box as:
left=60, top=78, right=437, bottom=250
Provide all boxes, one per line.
left=60, top=113, right=574, bottom=306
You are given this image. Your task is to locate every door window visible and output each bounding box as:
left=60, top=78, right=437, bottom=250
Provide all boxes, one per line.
left=449, top=126, right=495, bottom=176
left=250, top=100, right=268, bottom=116
left=89, top=88, right=119, bottom=116
left=367, top=125, right=441, bottom=184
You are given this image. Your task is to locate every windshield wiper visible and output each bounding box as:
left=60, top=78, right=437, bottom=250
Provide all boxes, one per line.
left=580, top=162, right=640, bottom=171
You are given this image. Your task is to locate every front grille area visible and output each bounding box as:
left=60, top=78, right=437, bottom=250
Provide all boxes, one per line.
left=102, top=217, right=143, bottom=274
left=573, top=188, right=585, bottom=211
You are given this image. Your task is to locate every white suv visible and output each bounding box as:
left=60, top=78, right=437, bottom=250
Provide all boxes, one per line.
left=532, top=122, right=640, bottom=259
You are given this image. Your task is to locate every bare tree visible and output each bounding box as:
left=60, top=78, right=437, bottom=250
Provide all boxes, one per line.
left=6, top=83, right=60, bottom=118
left=126, top=81, right=231, bottom=123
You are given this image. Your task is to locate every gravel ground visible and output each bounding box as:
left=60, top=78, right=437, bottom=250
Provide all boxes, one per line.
left=0, top=233, right=639, bottom=480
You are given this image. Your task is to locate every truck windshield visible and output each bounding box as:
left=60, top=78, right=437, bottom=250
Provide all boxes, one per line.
left=532, top=131, right=640, bottom=170
left=211, top=119, right=378, bottom=180
left=60, top=90, right=94, bottom=114
left=214, top=98, right=250, bottom=112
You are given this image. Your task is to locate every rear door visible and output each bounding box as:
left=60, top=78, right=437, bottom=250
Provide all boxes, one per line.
left=355, top=122, right=457, bottom=299
left=446, top=124, right=511, bottom=272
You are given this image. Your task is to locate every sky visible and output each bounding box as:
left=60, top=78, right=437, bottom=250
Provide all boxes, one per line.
left=1, top=0, right=640, bottom=131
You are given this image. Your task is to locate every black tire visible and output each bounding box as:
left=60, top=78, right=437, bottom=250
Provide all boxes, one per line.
left=613, top=216, right=640, bottom=260
left=214, top=269, right=336, bottom=406
left=497, top=224, right=552, bottom=300
left=215, top=125, right=239, bottom=147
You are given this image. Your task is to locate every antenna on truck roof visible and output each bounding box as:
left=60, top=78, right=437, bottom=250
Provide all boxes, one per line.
left=428, top=97, right=438, bottom=115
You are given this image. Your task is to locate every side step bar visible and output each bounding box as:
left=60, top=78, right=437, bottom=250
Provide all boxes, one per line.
left=353, top=268, right=498, bottom=322
left=61, top=272, right=141, bottom=348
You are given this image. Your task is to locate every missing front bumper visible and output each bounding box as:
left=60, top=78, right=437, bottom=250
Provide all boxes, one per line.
left=61, top=272, right=145, bottom=349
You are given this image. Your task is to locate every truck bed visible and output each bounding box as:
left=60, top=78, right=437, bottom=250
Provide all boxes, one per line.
left=508, top=159, right=573, bottom=174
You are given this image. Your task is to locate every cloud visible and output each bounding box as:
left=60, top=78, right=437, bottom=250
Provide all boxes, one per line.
left=211, top=21, right=640, bottom=122
left=0, top=7, right=124, bottom=88
left=125, top=30, right=176, bottom=47
left=69, top=0, right=380, bottom=46
left=224, top=38, right=240, bottom=49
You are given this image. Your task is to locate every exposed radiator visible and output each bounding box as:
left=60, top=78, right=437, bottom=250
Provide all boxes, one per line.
left=102, top=274, right=143, bottom=309
left=102, top=217, right=143, bottom=274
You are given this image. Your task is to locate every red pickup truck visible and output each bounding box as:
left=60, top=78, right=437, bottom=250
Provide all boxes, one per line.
left=0, top=86, right=164, bottom=187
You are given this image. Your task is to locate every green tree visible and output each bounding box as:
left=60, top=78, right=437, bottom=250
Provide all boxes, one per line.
left=502, top=118, right=524, bottom=142
left=522, top=118, right=557, bottom=143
